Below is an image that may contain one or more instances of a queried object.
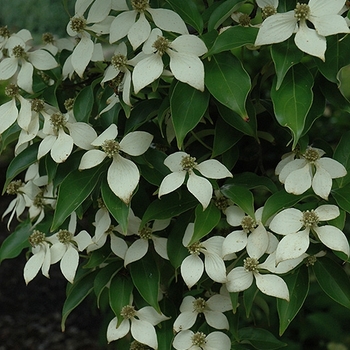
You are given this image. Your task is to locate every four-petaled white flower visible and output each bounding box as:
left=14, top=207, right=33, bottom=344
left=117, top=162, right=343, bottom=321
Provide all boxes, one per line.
left=255, top=0, right=350, bottom=60
left=109, top=0, right=188, bottom=50
left=79, top=124, right=153, bottom=203
left=180, top=223, right=227, bottom=289
left=226, top=249, right=290, bottom=301
left=173, top=330, right=231, bottom=350
left=23, top=230, right=52, bottom=284
left=173, top=293, right=232, bottom=333
left=269, top=204, right=350, bottom=264
left=159, top=151, right=232, bottom=210
left=37, top=111, right=97, bottom=163
left=49, top=213, right=92, bottom=283
left=132, top=28, right=208, bottom=93
left=107, top=304, right=169, bottom=348
left=222, top=206, right=270, bottom=260
left=277, top=146, right=347, bottom=200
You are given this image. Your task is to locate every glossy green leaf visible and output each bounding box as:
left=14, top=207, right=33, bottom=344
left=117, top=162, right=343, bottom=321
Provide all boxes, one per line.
left=243, top=283, right=258, bottom=318
left=277, top=265, right=309, bottom=335
left=271, top=37, right=304, bottom=90
left=51, top=162, right=106, bottom=231
left=0, top=220, right=31, bottom=264
left=217, top=101, right=257, bottom=138
left=334, top=131, right=350, bottom=188
left=316, top=34, right=350, bottom=83
left=167, top=211, right=192, bottom=269
left=166, top=0, right=203, bottom=33
left=212, top=117, right=242, bottom=157
left=228, top=172, right=278, bottom=193
left=129, top=253, right=160, bottom=312
left=170, top=82, right=210, bottom=148
left=208, top=0, right=244, bottom=30
left=221, top=184, right=255, bottom=218
left=238, top=327, right=287, bottom=349
left=0, top=122, right=20, bottom=153
left=73, top=84, right=95, bottom=122
left=313, top=257, right=350, bottom=309
left=189, top=202, right=221, bottom=245
left=141, top=191, right=198, bottom=227
left=337, top=64, right=350, bottom=102
left=84, top=243, right=111, bottom=269
left=332, top=184, right=350, bottom=214
left=3, top=142, right=39, bottom=193
left=61, top=270, right=98, bottom=331
left=205, top=52, right=251, bottom=120
left=101, top=179, right=129, bottom=234
left=262, top=190, right=306, bottom=224
left=271, top=64, right=314, bottom=149
left=109, top=274, right=134, bottom=318
left=206, top=26, right=258, bottom=57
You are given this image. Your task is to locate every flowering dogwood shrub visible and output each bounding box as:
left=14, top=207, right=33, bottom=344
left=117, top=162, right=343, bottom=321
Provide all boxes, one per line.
left=1, top=0, right=350, bottom=348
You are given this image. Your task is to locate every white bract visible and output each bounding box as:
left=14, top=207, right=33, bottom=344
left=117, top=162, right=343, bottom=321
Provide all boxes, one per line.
left=107, top=304, right=169, bottom=348
left=180, top=223, right=227, bottom=289
left=79, top=124, right=153, bottom=203
left=109, top=0, right=188, bottom=49
left=173, top=293, right=232, bottom=332
left=132, top=28, right=208, bottom=93
left=255, top=0, right=350, bottom=60
left=159, top=151, right=232, bottom=210
left=49, top=213, right=92, bottom=283
left=277, top=146, right=347, bottom=199
left=269, top=204, right=350, bottom=263
left=173, top=330, right=231, bottom=350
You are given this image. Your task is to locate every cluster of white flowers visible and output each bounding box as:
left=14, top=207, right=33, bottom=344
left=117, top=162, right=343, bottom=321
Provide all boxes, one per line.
left=1, top=0, right=350, bottom=348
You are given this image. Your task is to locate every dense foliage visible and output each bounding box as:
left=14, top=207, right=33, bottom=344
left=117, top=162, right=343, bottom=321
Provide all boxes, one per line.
left=1, top=0, right=350, bottom=349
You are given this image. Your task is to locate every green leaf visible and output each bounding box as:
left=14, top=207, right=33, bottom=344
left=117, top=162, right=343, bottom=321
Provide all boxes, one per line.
left=243, top=283, right=258, bottom=318
left=313, top=257, right=350, bottom=309
left=208, top=0, right=244, bottom=30
left=129, top=253, right=161, bottom=312
left=125, top=99, right=162, bottom=133
left=212, top=117, right=242, bottom=157
left=0, top=123, right=20, bottom=153
left=337, top=64, right=350, bottom=102
left=141, top=191, right=198, bottom=227
left=271, top=63, right=314, bottom=149
left=109, top=274, right=134, bottom=317
left=101, top=179, right=129, bottom=234
left=189, top=202, right=221, bottom=245
left=170, top=82, right=210, bottom=148
left=220, top=184, right=255, bottom=218
left=270, top=37, right=304, bottom=90
left=217, top=101, right=257, bottom=138
left=316, top=34, right=350, bottom=83
left=84, top=243, right=111, bottom=269
left=51, top=163, right=106, bottom=231
left=334, top=131, right=350, bottom=188
left=206, top=26, right=258, bottom=56
left=238, top=327, right=287, bottom=350
left=227, top=172, right=278, bottom=193
left=166, top=0, right=203, bottom=33
left=167, top=212, right=192, bottom=269
left=0, top=220, right=31, bottom=264
left=94, top=261, right=123, bottom=307
left=277, top=265, right=309, bottom=335
left=61, top=270, right=98, bottom=331
left=332, top=184, right=350, bottom=214
left=3, top=142, right=39, bottom=193
left=262, top=190, right=306, bottom=224
left=205, top=52, right=251, bottom=120
left=73, top=84, right=95, bottom=122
